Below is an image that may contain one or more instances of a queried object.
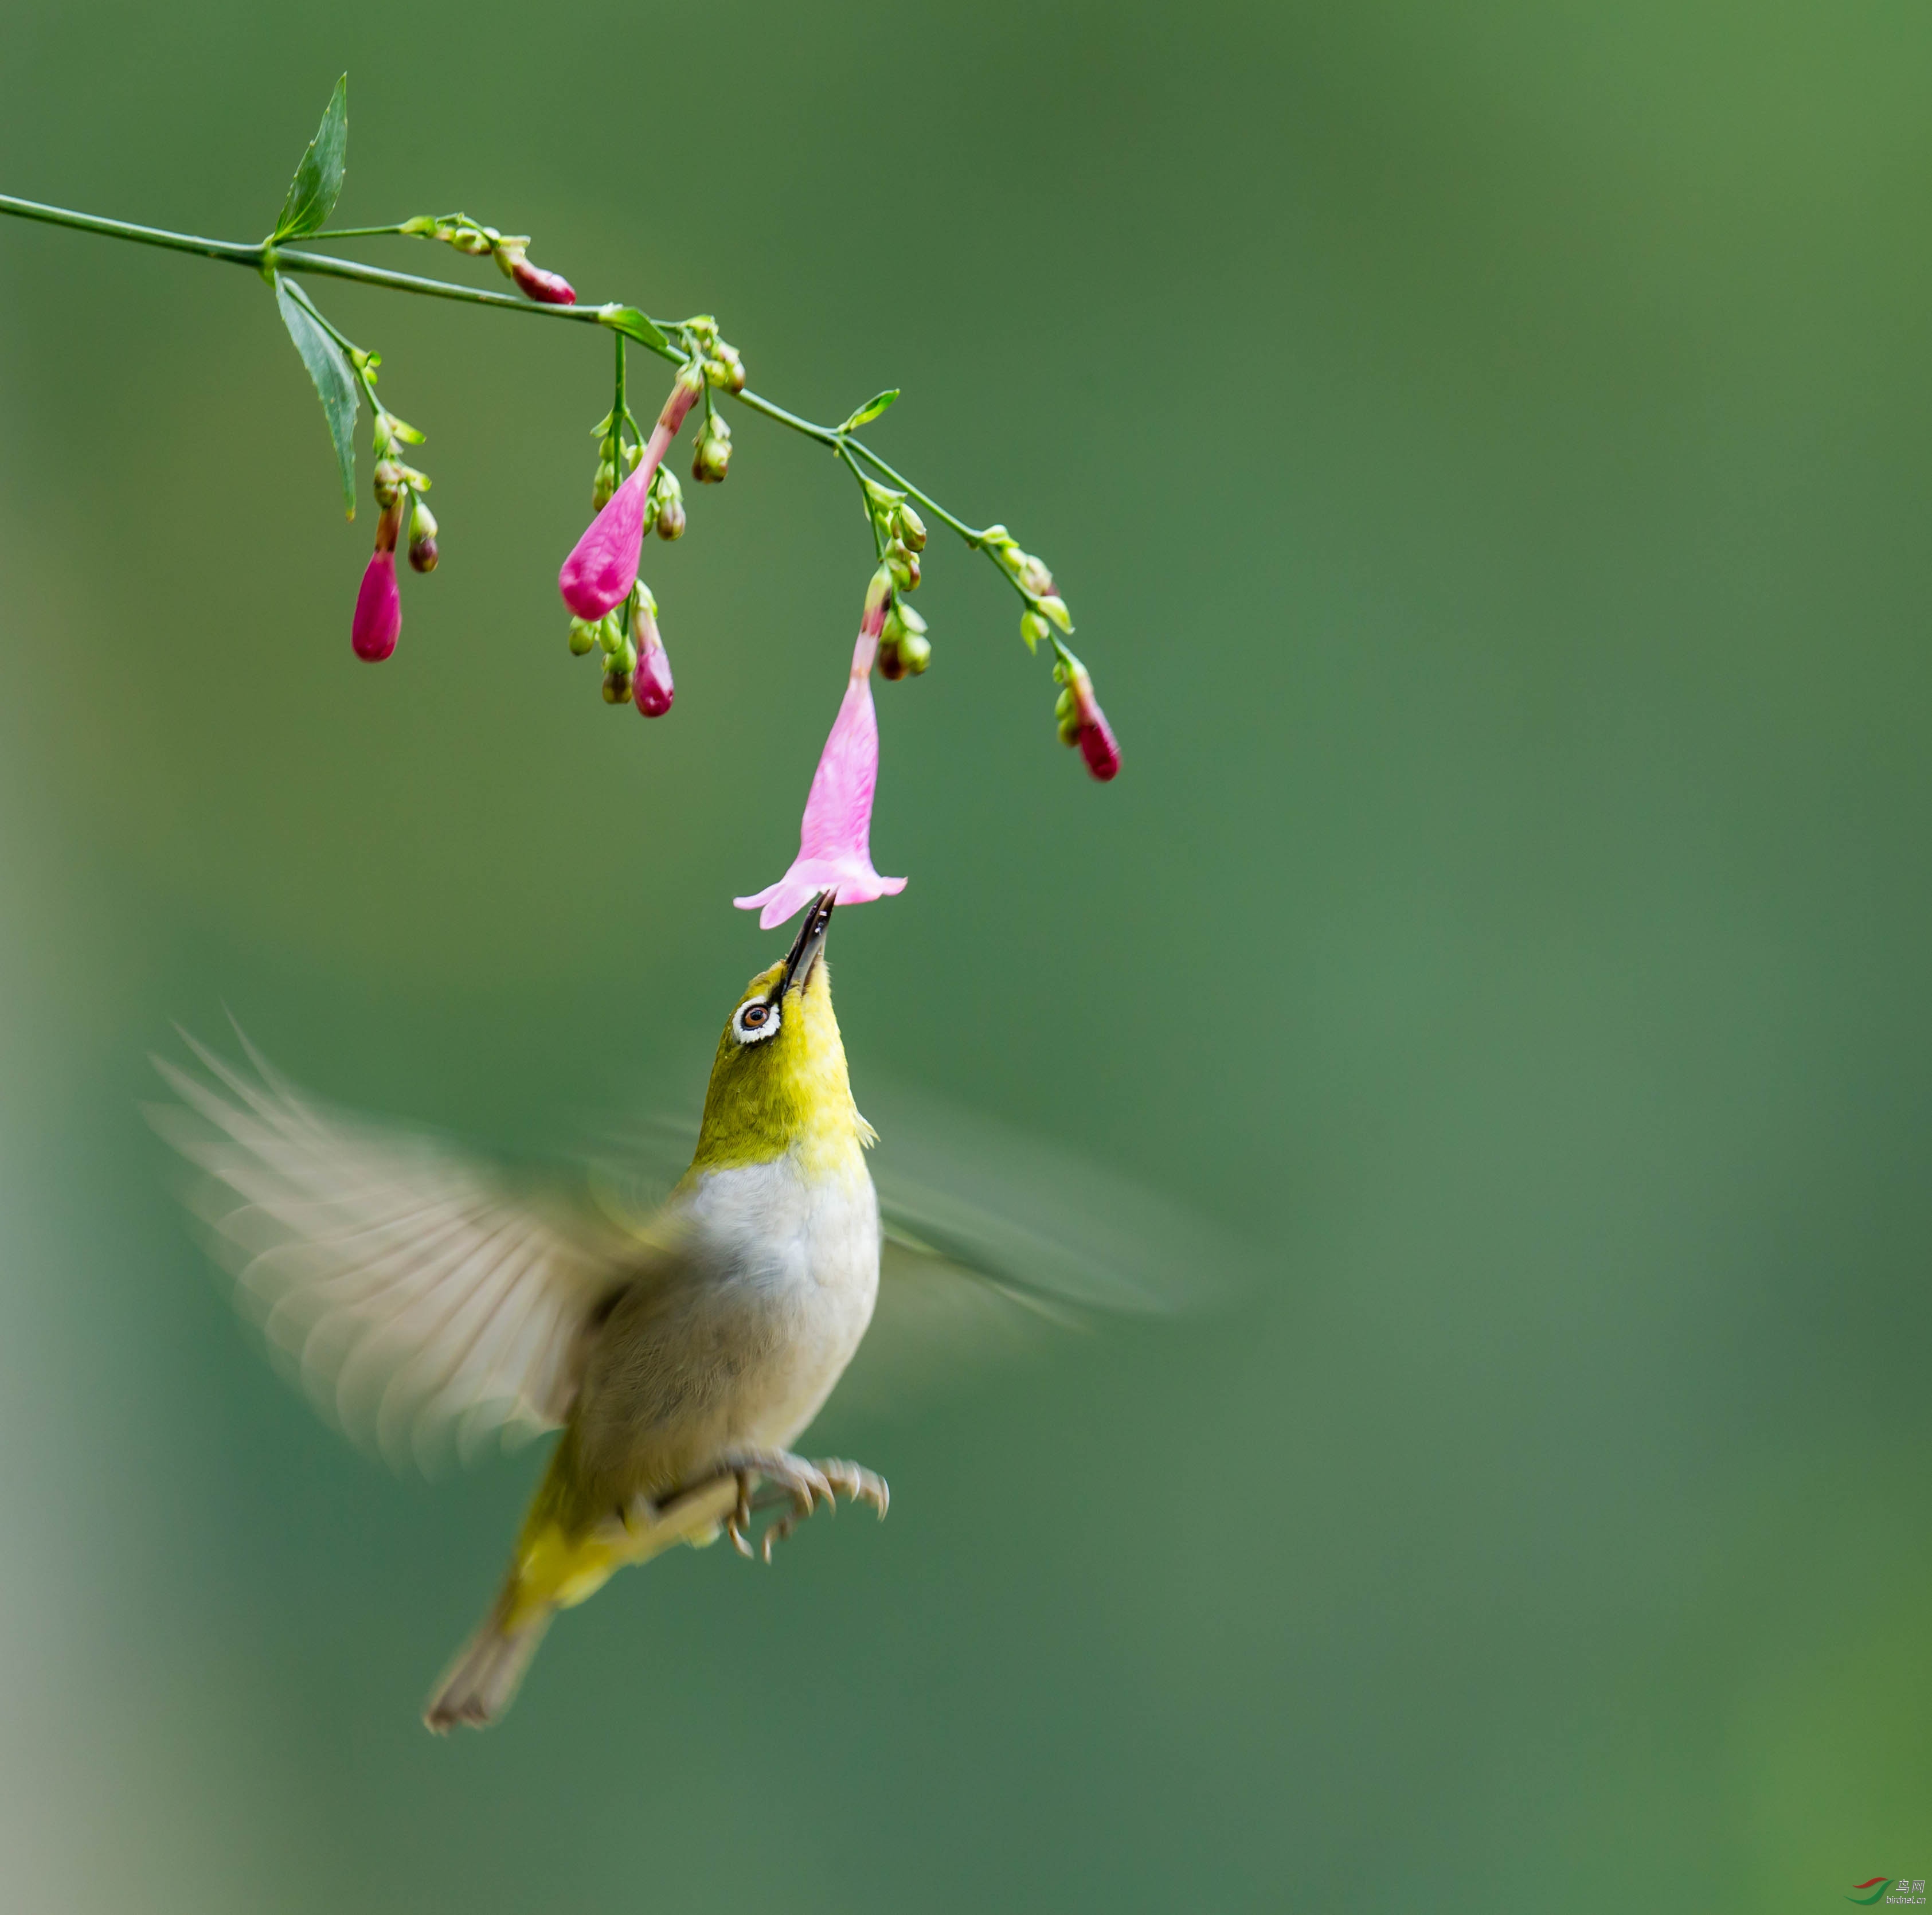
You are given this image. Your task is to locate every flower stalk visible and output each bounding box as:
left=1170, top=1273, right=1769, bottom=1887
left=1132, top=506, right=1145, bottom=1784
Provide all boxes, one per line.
left=0, top=80, right=1117, bottom=783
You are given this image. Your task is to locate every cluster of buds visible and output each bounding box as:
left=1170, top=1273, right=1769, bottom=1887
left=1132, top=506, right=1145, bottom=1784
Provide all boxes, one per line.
left=682, top=315, right=746, bottom=394
left=649, top=468, right=686, bottom=541
left=588, top=415, right=688, bottom=538
left=863, top=480, right=932, bottom=679
left=979, top=525, right=1074, bottom=652
left=691, top=408, right=732, bottom=484
left=568, top=583, right=674, bottom=718
left=674, top=317, right=742, bottom=486
left=401, top=213, right=576, bottom=306
left=1052, top=649, right=1121, bottom=782
left=350, top=387, right=436, bottom=662
left=589, top=410, right=638, bottom=512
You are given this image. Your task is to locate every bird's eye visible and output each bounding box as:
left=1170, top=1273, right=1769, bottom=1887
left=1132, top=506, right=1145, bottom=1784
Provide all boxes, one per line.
left=732, top=999, right=780, bottom=1045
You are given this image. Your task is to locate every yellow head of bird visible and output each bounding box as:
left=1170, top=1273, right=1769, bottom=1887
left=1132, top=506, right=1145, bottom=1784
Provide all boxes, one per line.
left=692, top=890, right=873, bottom=1171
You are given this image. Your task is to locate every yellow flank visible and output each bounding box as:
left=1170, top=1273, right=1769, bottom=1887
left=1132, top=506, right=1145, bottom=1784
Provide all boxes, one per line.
left=504, top=1476, right=744, bottom=1628
left=687, top=956, right=875, bottom=1176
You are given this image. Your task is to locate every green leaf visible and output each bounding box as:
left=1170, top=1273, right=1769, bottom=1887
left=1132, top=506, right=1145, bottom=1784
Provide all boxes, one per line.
left=275, top=276, right=359, bottom=515
left=598, top=306, right=670, bottom=353
left=839, top=389, right=899, bottom=433
left=273, top=75, right=348, bottom=241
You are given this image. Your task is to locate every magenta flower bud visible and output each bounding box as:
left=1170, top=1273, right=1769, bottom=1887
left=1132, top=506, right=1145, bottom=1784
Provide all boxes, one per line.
left=510, top=255, right=577, bottom=306
left=558, top=464, right=650, bottom=619
left=1054, top=654, right=1120, bottom=780
left=351, top=550, right=401, bottom=661
left=633, top=635, right=674, bottom=717
left=557, top=376, right=702, bottom=620
left=495, top=239, right=577, bottom=306
left=1077, top=705, right=1121, bottom=781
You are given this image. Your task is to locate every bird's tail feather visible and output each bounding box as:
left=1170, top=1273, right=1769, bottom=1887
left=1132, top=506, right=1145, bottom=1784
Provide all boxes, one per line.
left=423, top=1594, right=553, bottom=1733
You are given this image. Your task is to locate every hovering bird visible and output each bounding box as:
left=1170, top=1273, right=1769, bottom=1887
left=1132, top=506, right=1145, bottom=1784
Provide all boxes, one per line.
left=151, top=890, right=1219, bottom=1731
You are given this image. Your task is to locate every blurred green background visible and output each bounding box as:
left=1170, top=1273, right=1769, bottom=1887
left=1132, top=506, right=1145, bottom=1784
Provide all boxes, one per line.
left=1, top=2, right=1929, bottom=1909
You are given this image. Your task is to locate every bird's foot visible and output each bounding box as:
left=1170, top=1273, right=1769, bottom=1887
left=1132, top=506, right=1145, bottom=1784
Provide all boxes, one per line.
left=717, top=1451, right=889, bottom=1563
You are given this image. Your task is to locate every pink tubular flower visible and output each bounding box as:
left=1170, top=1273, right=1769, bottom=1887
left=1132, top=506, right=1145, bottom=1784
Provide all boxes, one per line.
left=351, top=504, right=404, bottom=661
left=734, top=592, right=906, bottom=929
left=558, top=374, right=702, bottom=620
left=559, top=466, right=650, bottom=618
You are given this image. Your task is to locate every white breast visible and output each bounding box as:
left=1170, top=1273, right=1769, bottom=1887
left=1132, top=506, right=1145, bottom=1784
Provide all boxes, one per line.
left=676, top=1150, right=882, bottom=1448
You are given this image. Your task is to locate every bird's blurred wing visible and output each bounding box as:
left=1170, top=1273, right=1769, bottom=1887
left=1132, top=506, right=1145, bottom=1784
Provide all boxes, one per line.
left=841, top=1081, right=1241, bottom=1412
left=149, top=1032, right=636, bottom=1475
left=593, top=1080, right=1244, bottom=1416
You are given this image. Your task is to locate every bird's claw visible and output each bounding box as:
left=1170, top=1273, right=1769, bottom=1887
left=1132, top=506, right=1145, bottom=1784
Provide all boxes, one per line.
left=714, top=1451, right=889, bottom=1563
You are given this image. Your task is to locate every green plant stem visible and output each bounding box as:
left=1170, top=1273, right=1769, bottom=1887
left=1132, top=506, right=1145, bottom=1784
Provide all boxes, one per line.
left=0, top=190, right=1053, bottom=622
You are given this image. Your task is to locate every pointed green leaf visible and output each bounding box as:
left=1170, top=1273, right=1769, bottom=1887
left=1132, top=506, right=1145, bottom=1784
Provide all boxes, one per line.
left=839, top=389, right=899, bottom=433
left=274, top=276, right=359, bottom=514
left=273, top=75, right=348, bottom=241
left=598, top=306, right=670, bottom=353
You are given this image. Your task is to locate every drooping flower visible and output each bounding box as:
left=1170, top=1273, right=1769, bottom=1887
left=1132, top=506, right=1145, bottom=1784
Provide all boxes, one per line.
left=1053, top=651, right=1121, bottom=781
left=351, top=502, right=404, bottom=661
left=558, top=370, right=703, bottom=620
left=632, top=588, right=674, bottom=717
left=734, top=581, right=905, bottom=928
left=558, top=465, right=650, bottom=619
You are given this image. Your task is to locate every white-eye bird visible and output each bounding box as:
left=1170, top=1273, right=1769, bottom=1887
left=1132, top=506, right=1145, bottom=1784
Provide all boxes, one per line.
left=151, top=892, right=1227, bottom=1732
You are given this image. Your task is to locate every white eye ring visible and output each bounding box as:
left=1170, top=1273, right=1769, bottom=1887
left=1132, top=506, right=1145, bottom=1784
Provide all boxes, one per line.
left=732, top=998, right=781, bottom=1045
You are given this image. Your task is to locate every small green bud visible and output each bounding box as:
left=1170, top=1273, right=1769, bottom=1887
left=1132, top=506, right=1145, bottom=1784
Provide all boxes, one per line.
left=898, top=631, right=932, bottom=675
left=400, top=214, right=439, bottom=237
left=887, top=541, right=921, bottom=592
left=569, top=618, right=599, bottom=656
left=652, top=471, right=686, bottom=541
left=592, top=460, right=618, bottom=510
left=1020, top=609, right=1050, bottom=652
left=602, top=667, right=632, bottom=704
left=1038, top=594, right=1073, bottom=634
left=692, top=415, right=733, bottom=484
left=1017, top=554, right=1054, bottom=597
left=894, top=504, right=926, bottom=550
left=895, top=601, right=928, bottom=638
left=407, top=497, right=439, bottom=573
left=372, top=460, right=404, bottom=510
left=878, top=639, right=909, bottom=681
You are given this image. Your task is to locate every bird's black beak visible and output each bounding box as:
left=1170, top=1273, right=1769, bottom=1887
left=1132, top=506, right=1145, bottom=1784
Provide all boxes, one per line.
left=781, top=889, right=836, bottom=995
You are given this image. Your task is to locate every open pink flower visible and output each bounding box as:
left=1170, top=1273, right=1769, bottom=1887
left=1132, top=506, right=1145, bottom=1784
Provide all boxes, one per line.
left=734, top=612, right=905, bottom=929
left=558, top=374, right=702, bottom=620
